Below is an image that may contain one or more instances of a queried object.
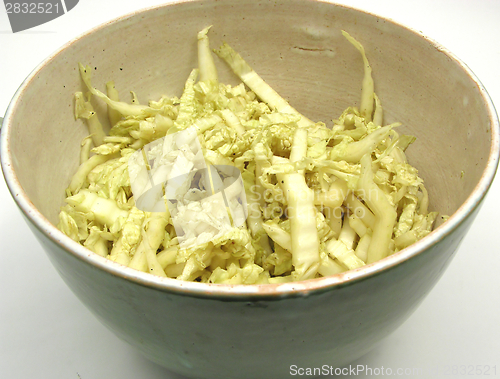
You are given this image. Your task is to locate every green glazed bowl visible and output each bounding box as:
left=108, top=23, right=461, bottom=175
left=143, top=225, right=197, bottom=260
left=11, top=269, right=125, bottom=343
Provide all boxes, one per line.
left=1, top=1, right=498, bottom=378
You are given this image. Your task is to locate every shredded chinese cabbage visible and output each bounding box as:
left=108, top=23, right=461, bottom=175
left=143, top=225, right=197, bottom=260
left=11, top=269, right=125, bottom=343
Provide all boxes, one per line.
left=58, top=28, right=437, bottom=284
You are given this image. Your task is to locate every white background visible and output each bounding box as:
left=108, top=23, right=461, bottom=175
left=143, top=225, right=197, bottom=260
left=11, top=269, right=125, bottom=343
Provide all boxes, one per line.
left=1, top=1, right=499, bottom=378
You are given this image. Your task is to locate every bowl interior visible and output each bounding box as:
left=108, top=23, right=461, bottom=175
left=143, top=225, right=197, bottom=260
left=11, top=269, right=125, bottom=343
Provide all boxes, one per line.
left=4, top=0, right=494, bottom=248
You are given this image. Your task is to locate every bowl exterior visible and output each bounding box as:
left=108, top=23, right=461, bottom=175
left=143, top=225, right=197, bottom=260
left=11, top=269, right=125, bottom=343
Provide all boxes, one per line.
left=25, top=205, right=477, bottom=379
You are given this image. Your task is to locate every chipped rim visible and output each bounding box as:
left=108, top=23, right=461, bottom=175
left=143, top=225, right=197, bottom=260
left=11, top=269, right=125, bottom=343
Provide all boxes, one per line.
left=1, top=0, right=499, bottom=299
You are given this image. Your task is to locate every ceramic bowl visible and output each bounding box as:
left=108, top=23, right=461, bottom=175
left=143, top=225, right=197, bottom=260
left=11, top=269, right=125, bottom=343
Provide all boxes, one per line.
left=1, top=1, right=498, bottom=378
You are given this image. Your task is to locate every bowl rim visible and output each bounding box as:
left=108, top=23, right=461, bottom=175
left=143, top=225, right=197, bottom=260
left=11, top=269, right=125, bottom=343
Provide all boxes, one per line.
left=1, top=0, right=499, bottom=298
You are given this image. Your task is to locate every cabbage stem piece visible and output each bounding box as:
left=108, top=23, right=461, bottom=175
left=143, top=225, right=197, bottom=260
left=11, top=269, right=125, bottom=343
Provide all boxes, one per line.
left=105, top=81, right=123, bottom=126
left=130, top=91, right=140, bottom=105
left=348, top=213, right=368, bottom=238
left=323, top=217, right=365, bottom=269
left=220, top=109, right=245, bottom=135
left=142, top=213, right=169, bottom=276
left=157, top=246, right=179, bottom=269
left=357, top=154, right=397, bottom=263
left=355, top=232, right=371, bottom=263
left=373, top=93, right=383, bottom=126
left=109, top=239, right=129, bottom=265
left=331, top=125, right=392, bottom=163
left=314, top=190, right=344, bottom=208
left=79, top=63, right=150, bottom=117
left=74, top=92, right=106, bottom=146
left=394, top=230, right=417, bottom=250
left=175, top=68, right=199, bottom=128
left=79, top=136, right=93, bottom=164
left=129, top=244, right=147, bottom=272
left=318, top=255, right=345, bottom=276
left=144, top=238, right=167, bottom=277
left=84, top=227, right=109, bottom=257
left=129, top=213, right=169, bottom=275
left=107, top=208, right=145, bottom=265
left=289, top=128, right=309, bottom=165
left=66, top=189, right=129, bottom=228
left=315, top=179, right=348, bottom=208
left=84, top=113, right=106, bottom=147
left=177, top=245, right=214, bottom=281
left=274, top=128, right=320, bottom=280
left=244, top=163, right=273, bottom=257
left=342, top=30, right=374, bottom=121
left=197, top=26, right=218, bottom=84
left=344, top=192, right=376, bottom=230
left=268, top=275, right=294, bottom=284
left=262, top=220, right=292, bottom=251
left=324, top=206, right=343, bottom=238
left=418, top=184, right=430, bottom=215
left=338, top=218, right=357, bottom=250
left=68, top=153, right=117, bottom=195
left=325, top=238, right=365, bottom=270
left=394, top=201, right=416, bottom=238
left=215, top=43, right=314, bottom=127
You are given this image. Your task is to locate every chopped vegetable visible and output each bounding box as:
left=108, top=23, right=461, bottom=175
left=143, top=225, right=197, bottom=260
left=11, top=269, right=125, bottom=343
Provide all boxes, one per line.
left=58, top=27, right=437, bottom=284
